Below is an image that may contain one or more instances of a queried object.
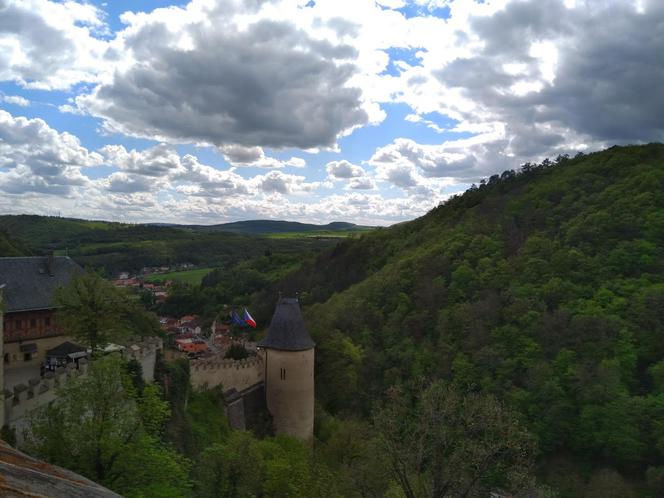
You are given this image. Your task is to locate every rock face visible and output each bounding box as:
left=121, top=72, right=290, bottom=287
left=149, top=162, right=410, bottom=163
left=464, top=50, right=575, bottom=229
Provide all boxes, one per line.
left=0, top=440, right=121, bottom=498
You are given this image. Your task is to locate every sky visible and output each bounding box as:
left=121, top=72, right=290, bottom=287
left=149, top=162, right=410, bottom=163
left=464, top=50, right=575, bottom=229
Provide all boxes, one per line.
left=0, top=0, right=661, bottom=226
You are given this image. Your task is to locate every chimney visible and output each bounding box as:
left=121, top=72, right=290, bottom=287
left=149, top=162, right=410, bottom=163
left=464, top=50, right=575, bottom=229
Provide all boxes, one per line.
left=46, top=251, right=55, bottom=277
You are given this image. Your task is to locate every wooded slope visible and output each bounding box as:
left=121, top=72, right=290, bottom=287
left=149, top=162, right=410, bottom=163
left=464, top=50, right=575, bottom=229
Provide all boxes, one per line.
left=263, top=144, right=664, bottom=481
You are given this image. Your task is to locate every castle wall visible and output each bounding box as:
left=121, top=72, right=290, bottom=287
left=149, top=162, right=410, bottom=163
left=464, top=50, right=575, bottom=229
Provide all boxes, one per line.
left=4, top=360, right=89, bottom=441
left=190, top=354, right=264, bottom=392
left=124, top=336, right=162, bottom=382
left=264, top=348, right=314, bottom=444
left=3, top=337, right=162, bottom=439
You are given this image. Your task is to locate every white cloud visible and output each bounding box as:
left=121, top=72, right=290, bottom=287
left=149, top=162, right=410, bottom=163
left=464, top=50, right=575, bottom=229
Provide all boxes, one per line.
left=326, top=159, right=366, bottom=179
left=0, top=110, right=101, bottom=195
left=254, top=171, right=321, bottom=195
left=2, top=95, right=29, bottom=106
left=220, top=145, right=306, bottom=169
left=1, top=0, right=663, bottom=225
left=74, top=0, right=368, bottom=150
left=0, top=0, right=108, bottom=90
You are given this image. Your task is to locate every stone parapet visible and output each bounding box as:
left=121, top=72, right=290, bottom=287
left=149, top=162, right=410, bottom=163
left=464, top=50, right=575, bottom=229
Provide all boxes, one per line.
left=4, top=358, right=89, bottom=430
left=190, top=354, right=264, bottom=392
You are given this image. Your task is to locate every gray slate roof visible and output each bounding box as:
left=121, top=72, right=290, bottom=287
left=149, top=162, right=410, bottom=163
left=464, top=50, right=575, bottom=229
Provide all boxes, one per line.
left=0, top=256, right=81, bottom=312
left=257, top=297, right=315, bottom=351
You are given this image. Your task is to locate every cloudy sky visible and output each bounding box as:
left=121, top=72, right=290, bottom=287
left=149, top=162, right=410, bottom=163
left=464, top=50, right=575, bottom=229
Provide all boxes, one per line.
left=0, top=0, right=661, bottom=225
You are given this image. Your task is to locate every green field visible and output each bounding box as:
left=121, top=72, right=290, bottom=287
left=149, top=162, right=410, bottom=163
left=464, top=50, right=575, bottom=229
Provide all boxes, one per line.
left=144, top=267, right=214, bottom=285
left=265, top=229, right=373, bottom=239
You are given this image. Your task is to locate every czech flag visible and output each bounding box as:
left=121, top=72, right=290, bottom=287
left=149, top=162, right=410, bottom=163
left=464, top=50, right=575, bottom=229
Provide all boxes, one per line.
left=230, top=310, right=246, bottom=327
left=243, top=308, right=257, bottom=328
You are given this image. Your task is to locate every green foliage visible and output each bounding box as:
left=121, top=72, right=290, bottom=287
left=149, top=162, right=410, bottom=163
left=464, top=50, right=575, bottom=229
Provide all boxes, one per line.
left=374, top=382, right=537, bottom=498
left=268, top=144, right=664, bottom=487
left=54, top=271, right=160, bottom=351
left=0, top=228, right=29, bottom=256
left=0, top=214, right=338, bottom=275
left=193, top=432, right=339, bottom=498
left=24, top=355, right=192, bottom=497
left=224, top=343, right=250, bottom=360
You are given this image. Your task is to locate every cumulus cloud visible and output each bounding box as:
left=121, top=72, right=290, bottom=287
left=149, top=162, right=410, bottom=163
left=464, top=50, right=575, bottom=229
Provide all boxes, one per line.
left=2, top=95, right=29, bottom=106
left=0, top=110, right=100, bottom=195
left=387, top=0, right=664, bottom=178
left=326, top=160, right=366, bottom=179
left=2, top=0, right=663, bottom=225
left=0, top=0, right=107, bottom=90
left=219, top=145, right=306, bottom=169
left=326, top=159, right=375, bottom=190
left=254, top=171, right=320, bottom=195
left=75, top=1, right=368, bottom=150
left=348, top=176, right=375, bottom=190
left=101, top=144, right=184, bottom=177
left=370, top=138, right=482, bottom=181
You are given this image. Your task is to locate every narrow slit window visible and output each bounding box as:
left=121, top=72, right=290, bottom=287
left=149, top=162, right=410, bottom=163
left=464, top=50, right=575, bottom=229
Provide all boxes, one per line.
left=280, top=368, right=286, bottom=380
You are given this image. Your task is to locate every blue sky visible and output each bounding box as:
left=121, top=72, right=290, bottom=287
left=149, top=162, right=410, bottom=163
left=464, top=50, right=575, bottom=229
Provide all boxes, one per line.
left=0, top=0, right=659, bottom=224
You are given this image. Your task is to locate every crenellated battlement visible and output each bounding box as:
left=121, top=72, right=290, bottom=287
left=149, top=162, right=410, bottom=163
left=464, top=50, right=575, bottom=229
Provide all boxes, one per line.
left=124, top=336, right=162, bottom=382
left=190, top=353, right=264, bottom=392
left=191, top=354, right=263, bottom=372
left=2, top=336, right=162, bottom=432
left=3, top=359, right=90, bottom=433
left=124, top=336, right=162, bottom=361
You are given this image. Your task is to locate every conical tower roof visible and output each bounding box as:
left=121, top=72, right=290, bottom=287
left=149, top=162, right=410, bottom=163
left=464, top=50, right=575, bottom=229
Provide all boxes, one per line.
left=257, top=297, right=315, bottom=351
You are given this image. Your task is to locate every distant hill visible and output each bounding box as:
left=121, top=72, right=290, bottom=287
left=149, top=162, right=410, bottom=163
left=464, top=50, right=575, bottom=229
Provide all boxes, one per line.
left=254, top=144, right=664, bottom=492
left=197, top=219, right=371, bottom=234
left=0, top=215, right=344, bottom=275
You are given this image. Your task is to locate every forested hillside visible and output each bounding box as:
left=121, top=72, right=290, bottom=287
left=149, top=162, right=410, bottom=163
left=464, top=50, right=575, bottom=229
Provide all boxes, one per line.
left=0, top=215, right=336, bottom=275
left=0, top=230, right=29, bottom=257
left=260, top=144, right=664, bottom=493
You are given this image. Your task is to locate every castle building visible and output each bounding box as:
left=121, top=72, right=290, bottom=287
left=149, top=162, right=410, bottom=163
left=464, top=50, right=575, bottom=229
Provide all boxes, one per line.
left=0, top=256, right=80, bottom=371
left=258, top=297, right=315, bottom=444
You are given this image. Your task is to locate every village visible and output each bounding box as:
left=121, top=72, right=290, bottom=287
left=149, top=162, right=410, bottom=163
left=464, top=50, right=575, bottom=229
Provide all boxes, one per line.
left=112, top=269, right=258, bottom=358
left=0, top=256, right=272, bottom=437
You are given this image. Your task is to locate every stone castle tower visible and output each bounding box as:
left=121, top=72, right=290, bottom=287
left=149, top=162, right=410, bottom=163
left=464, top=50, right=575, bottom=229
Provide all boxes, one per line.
left=257, top=297, right=315, bottom=443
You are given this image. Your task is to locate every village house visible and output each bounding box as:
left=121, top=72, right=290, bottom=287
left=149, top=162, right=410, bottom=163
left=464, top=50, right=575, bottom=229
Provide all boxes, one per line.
left=0, top=255, right=81, bottom=371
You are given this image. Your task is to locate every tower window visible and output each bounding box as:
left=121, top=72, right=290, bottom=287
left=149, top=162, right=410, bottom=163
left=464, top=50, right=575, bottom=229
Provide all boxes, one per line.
left=280, top=368, right=286, bottom=380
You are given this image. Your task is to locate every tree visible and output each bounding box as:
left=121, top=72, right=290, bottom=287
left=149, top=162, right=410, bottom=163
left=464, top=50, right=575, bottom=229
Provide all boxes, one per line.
left=54, top=271, right=159, bottom=352
left=374, top=382, right=537, bottom=498
left=224, top=343, right=250, bottom=360
left=24, top=355, right=191, bottom=497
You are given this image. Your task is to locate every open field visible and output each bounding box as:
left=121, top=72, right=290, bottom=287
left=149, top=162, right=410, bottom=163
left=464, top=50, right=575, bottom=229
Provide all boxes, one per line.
left=265, top=229, right=373, bottom=239
left=144, top=267, right=214, bottom=285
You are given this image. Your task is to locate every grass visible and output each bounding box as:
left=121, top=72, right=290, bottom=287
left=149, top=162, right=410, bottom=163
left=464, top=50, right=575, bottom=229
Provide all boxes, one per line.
left=144, top=267, right=214, bottom=285
left=265, top=229, right=373, bottom=239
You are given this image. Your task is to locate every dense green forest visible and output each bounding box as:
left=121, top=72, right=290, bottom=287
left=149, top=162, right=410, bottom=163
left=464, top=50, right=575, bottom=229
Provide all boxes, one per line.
left=0, top=215, right=344, bottom=275
left=246, top=144, right=663, bottom=495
